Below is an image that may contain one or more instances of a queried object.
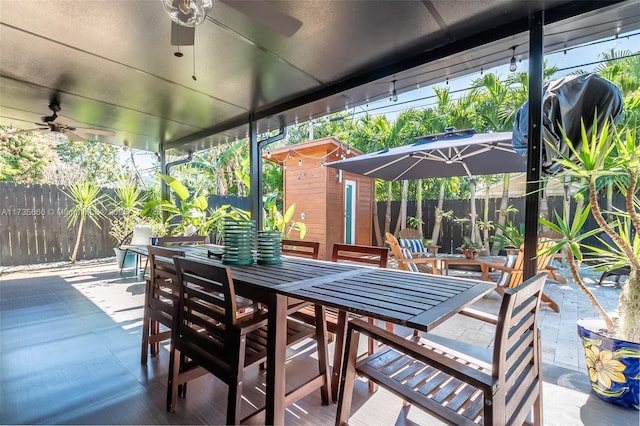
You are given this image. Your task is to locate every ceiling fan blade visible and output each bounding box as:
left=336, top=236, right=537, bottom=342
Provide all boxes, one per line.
left=52, top=114, right=73, bottom=125
left=220, top=0, right=302, bottom=37
left=65, top=131, right=86, bottom=141
left=74, top=127, right=115, bottom=136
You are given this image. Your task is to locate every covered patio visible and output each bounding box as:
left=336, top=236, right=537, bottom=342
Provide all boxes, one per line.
left=2, top=1, right=640, bottom=424
left=0, top=260, right=636, bottom=425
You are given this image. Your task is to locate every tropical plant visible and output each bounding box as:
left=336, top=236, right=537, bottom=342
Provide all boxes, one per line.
left=108, top=182, right=147, bottom=245
left=489, top=221, right=525, bottom=251
left=541, top=119, right=639, bottom=343
left=62, top=181, right=107, bottom=263
left=459, top=236, right=484, bottom=251
left=142, top=173, right=248, bottom=239
left=262, top=191, right=306, bottom=239
left=406, top=216, right=424, bottom=229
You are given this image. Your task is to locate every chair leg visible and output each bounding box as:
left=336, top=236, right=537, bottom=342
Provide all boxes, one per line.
left=119, top=249, right=129, bottom=274
left=166, top=347, right=181, bottom=412
left=226, top=334, right=246, bottom=425
left=335, top=326, right=362, bottom=425
left=331, top=310, right=349, bottom=402
left=140, top=314, right=150, bottom=364
left=542, top=292, right=560, bottom=313
left=314, top=304, right=331, bottom=405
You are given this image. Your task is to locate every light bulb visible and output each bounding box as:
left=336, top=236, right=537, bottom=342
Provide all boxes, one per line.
left=390, top=80, right=398, bottom=102
left=163, top=0, right=213, bottom=27
left=509, top=46, right=517, bottom=72
left=298, top=159, right=302, bottom=166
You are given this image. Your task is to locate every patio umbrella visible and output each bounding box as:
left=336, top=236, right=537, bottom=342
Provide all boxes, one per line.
left=325, top=130, right=525, bottom=181
left=325, top=129, right=527, bottom=246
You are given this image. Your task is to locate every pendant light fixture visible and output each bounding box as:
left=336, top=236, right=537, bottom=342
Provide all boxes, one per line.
left=163, top=0, right=213, bottom=27
left=509, top=46, right=518, bottom=72
left=390, top=80, right=398, bottom=102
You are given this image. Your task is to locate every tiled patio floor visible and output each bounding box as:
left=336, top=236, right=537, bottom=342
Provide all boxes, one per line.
left=0, top=260, right=637, bottom=425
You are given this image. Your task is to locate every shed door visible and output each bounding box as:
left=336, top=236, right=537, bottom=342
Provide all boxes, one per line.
left=344, top=180, right=356, bottom=244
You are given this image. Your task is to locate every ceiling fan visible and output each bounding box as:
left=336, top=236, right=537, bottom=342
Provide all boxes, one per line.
left=5, top=98, right=115, bottom=141
left=163, top=0, right=303, bottom=46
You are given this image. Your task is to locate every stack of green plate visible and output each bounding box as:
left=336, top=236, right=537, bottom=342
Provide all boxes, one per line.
left=257, top=231, right=282, bottom=265
left=222, top=219, right=256, bottom=265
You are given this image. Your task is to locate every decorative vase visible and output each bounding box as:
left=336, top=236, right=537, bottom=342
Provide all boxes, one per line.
left=222, top=219, right=256, bottom=265
left=256, top=231, right=282, bottom=265
left=577, top=318, right=640, bottom=410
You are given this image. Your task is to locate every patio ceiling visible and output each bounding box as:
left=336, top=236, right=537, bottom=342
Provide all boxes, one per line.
left=1, top=1, right=639, bottom=156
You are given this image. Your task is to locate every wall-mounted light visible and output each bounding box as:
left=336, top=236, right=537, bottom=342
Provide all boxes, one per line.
left=390, top=80, right=398, bottom=102
left=509, top=46, right=517, bottom=72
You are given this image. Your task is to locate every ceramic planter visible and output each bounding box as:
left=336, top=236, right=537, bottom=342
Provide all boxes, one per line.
left=577, top=318, right=640, bottom=410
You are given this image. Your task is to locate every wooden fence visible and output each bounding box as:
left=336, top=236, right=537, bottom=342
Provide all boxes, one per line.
left=375, top=194, right=627, bottom=254
left=0, top=183, right=251, bottom=267
left=0, top=182, right=115, bottom=266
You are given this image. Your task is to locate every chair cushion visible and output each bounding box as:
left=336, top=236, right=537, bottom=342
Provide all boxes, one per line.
left=399, top=238, right=425, bottom=253
left=400, top=248, right=419, bottom=273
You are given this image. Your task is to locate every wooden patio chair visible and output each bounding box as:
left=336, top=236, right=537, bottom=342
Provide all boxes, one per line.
left=141, top=246, right=256, bottom=364
left=167, top=256, right=327, bottom=424
left=336, top=273, right=547, bottom=426
left=281, top=239, right=320, bottom=259
left=288, top=243, right=389, bottom=399
left=156, top=235, right=210, bottom=246
left=140, top=245, right=185, bottom=364
left=386, top=232, right=440, bottom=274
left=479, top=239, right=560, bottom=313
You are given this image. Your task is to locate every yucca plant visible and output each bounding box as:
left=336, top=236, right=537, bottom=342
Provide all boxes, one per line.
left=62, top=182, right=107, bottom=263
left=542, top=118, right=639, bottom=342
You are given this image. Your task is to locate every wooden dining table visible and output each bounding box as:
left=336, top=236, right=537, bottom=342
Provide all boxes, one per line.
left=141, top=244, right=495, bottom=424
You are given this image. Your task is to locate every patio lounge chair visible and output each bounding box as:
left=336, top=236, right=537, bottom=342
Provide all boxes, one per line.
left=479, top=240, right=560, bottom=313
left=386, top=232, right=440, bottom=274
left=336, top=273, right=546, bottom=426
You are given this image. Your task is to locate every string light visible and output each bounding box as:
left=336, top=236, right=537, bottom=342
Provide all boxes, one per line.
left=509, top=46, right=517, bottom=72
left=298, top=158, right=302, bottom=166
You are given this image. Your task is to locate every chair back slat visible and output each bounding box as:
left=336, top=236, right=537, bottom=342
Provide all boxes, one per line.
left=332, top=243, right=388, bottom=268
left=492, top=273, right=546, bottom=425
left=282, top=239, right=320, bottom=259
left=147, top=246, right=186, bottom=327
left=157, top=235, right=211, bottom=247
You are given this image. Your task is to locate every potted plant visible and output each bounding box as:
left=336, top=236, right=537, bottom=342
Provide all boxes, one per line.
left=541, top=119, right=639, bottom=410
left=458, top=236, right=484, bottom=259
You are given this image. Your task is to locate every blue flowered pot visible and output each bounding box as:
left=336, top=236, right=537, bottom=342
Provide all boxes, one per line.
left=577, top=318, right=640, bottom=410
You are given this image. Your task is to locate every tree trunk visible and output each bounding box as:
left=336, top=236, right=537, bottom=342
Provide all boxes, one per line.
left=431, top=180, right=445, bottom=245
left=470, top=178, right=479, bottom=243
left=384, top=182, right=392, bottom=236
left=618, top=269, right=640, bottom=343
left=491, top=173, right=510, bottom=254
left=394, top=180, right=409, bottom=235
left=416, top=180, right=423, bottom=238
left=482, top=177, right=490, bottom=252
left=372, top=186, right=382, bottom=246
left=70, top=216, right=84, bottom=263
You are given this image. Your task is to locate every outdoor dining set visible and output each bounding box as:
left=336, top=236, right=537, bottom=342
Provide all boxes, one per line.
left=121, top=228, right=550, bottom=425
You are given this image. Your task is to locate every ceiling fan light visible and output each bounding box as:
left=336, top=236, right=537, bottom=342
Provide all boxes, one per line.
left=162, top=0, right=213, bottom=27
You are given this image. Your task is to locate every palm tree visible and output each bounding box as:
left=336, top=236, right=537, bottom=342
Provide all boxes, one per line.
left=63, top=182, right=107, bottom=263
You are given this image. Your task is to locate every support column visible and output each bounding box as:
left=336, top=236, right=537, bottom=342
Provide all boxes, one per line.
left=523, top=11, right=544, bottom=280
left=249, top=118, right=263, bottom=230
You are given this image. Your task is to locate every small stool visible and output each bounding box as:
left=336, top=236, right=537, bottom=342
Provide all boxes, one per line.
left=598, top=266, right=631, bottom=286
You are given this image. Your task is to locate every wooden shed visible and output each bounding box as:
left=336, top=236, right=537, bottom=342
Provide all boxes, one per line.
left=264, top=137, right=374, bottom=260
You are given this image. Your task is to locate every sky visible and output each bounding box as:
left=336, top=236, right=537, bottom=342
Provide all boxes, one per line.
left=126, top=30, right=639, bottom=177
